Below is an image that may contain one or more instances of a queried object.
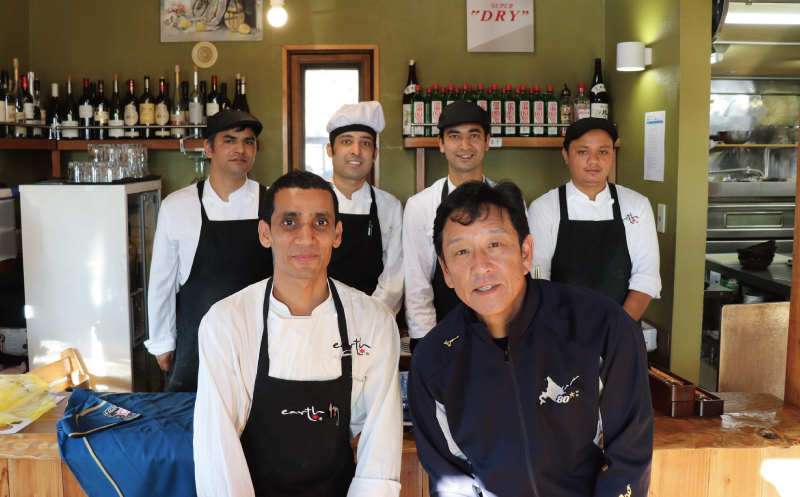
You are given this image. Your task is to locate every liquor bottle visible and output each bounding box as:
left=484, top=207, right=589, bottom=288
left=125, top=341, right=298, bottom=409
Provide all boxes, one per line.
left=206, top=75, right=221, bottom=118
left=503, top=85, right=516, bottom=137
left=411, top=85, right=425, bottom=137
left=430, top=87, right=443, bottom=137
left=454, top=87, right=461, bottom=101
left=236, top=76, right=250, bottom=112
left=18, top=76, right=33, bottom=138
left=31, top=78, right=43, bottom=138
left=475, top=84, right=488, bottom=111
left=559, top=84, right=572, bottom=137
left=122, top=79, right=139, bottom=138
left=171, top=66, right=186, bottom=138
left=219, top=82, right=231, bottom=110
left=518, top=87, right=531, bottom=137
left=77, top=78, right=93, bottom=140
left=61, top=76, right=79, bottom=140
left=154, top=77, right=171, bottom=138
left=590, top=58, right=609, bottom=119
left=199, top=81, right=208, bottom=124
left=489, top=84, right=502, bottom=136
left=47, top=83, right=60, bottom=139
left=545, top=86, right=559, bottom=137
left=402, top=60, right=418, bottom=136
left=232, top=73, right=242, bottom=111
left=532, top=86, right=545, bottom=137
left=573, top=83, right=590, bottom=122
left=188, top=66, right=204, bottom=138
left=138, top=76, right=155, bottom=138
left=108, top=75, right=124, bottom=139
left=461, top=84, right=472, bottom=102
left=423, top=87, right=434, bottom=138
left=0, top=70, right=10, bottom=138
left=9, top=60, right=22, bottom=138
left=93, top=80, right=110, bottom=139
left=445, top=84, right=456, bottom=106
left=181, top=81, right=189, bottom=109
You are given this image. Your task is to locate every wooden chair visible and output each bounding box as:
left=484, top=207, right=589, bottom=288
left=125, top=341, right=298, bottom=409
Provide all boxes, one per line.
left=719, top=302, right=789, bottom=399
left=26, top=348, right=91, bottom=390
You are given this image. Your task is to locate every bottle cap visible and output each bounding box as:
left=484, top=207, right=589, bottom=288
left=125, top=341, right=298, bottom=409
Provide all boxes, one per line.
left=433, top=83, right=439, bottom=89
left=515, top=88, right=521, bottom=93
left=579, top=83, right=586, bottom=91
left=426, top=87, right=432, bottom=92
left=520, top=84, right=527, bottom=90
left=477, top=84, right=484, bottom=90
left=548, top=86, right=554, bottom=92
left=529, top=87, right=535, bottom=93
left=534, top=85, right=540, bottom=91
left=415, top=84, right=421, bottom=91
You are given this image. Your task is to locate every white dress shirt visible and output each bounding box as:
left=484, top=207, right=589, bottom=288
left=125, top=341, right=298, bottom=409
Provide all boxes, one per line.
left=193, top=278, right=402, bottom=497
left=145, top=179, right=263, bottom=356
left=327, top=179, right=404, bottom=315
left=402, top=176, right=494, bottom=339
left=528, top=181, right=661, bottom=299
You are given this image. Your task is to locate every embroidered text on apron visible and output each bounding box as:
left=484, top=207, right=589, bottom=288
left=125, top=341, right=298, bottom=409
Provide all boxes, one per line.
left=240, top=278, right=356, bottom=497
left=549, top=183, right=633, bottom=306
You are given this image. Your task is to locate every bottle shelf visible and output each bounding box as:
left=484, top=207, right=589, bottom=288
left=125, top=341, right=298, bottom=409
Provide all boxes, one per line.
left=711, top=143, right=797, bottom=149
left=0, top=138, right=205, bottom=151
left=404, top=137, right=621, bottom=149
left=0, top=138, right=57, bottom=150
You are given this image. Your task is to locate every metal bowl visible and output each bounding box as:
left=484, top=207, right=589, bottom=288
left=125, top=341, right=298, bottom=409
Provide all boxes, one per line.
left=718, top=131, right=753, bottom=144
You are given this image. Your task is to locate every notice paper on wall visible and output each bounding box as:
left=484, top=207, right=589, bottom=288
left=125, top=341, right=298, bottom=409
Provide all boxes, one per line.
left=644, top=111, right=666, bottom=182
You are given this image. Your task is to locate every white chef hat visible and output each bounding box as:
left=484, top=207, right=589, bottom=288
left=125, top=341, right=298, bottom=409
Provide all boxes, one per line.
left=326, top=101, right=385, bottom=143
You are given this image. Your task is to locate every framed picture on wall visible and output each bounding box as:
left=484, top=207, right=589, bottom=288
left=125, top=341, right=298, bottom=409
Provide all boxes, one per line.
left=467, top=0, right=534, bottom=52
left=161, top=0, right=263, bottom=42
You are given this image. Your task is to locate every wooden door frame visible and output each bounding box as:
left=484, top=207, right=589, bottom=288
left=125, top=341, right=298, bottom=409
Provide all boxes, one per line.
left=282, top=45, right=380, bottom=186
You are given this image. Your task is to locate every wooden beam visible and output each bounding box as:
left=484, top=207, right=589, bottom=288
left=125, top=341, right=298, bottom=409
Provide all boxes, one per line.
left=785, top=135, right=800, bottom=407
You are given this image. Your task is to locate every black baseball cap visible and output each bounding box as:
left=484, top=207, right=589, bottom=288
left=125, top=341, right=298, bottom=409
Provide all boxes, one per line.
left=437, top=101, right=491, bottom=136
left=204, top=109, right=263, bottom=139
left=563, top=118, right=618, bottom=150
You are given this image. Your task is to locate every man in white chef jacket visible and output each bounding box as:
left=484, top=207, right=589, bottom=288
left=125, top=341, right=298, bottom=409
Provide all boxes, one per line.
left=193, top=170, right=402, bottom=497
left=528, top=118, right=661, bottom=320
left=403, top=100, right=493, bottom=350
left=324, top=101, right=404, bottom=314
left=145, top=110, right=273, bottom=392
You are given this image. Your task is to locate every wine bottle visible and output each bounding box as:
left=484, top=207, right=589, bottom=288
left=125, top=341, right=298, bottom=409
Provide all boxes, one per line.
left=445, top=84, right=456, bottom=106
left=171, top=66, right=186, bottom=138
left=430, top=84, right=443, bottom=137
left=546, top=86, right=559, bottom=137
left=219, top=82, right=231, bottom=110
left=402, top=60, right=417, bottom=136
left=503, top=85, right=516, bottom=137
left=234, top=76, right=250, bottom=112
left=206, top=75, right=221, bottom=119
left=154, top=77, right=171, bottom=138
left=489, top=84, right=502, bottom=136
left=181, top=81, right=189, bottom=109
left=61, top=76, right=79, bottom=140
left=188, top=65, right=204, bottom=138
left=93, top=80, right=110, bottom=139
left=108, top=75, right=124, bottom=139
left=560, top=84, right=572, bottom=137
left=423, top=87, right=433, bottom=138
left=19, top=75, right=34, bottom=139
left=0, top=70, right=10, bottom=138
left=77, top=78, right=93, bottom=140
left=31, top=78, right=43, bottom=139
left=199, top=80, right=207, bottom=124
left=590, top=58, right=609, bottom=119
left=139, top=76, right=155, bottom=138
left=411, top=85, right=424, bottom=137
left=532, top=86, right=545, bottom=137
left=519, top=87, right=531, bottom=137
left=232, top=73, right=242, bottom=110
left=573, top=83, right=590, bottom=122
left=47, top=83, right=60, bottom=139
left=123, top=79, right=139, bottom=138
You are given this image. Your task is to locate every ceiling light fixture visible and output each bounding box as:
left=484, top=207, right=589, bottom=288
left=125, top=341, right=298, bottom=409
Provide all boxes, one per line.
left=725, top=2, right=800, bottom=25
left=616, top=42, right=653, bottom=72
left=267, top=0, right=288, bottom=27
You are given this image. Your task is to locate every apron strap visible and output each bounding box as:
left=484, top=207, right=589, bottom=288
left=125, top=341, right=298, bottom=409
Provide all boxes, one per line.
left=557, top=184, right=569, bottom=221
left=441, top=180, right=449, bottom=202
left=257, top=184, right=268, bottom=221
left=196, top=180, right=210, bottom=223
left=368, top=185, right=378, bottom=237
left=608, top=183, right=623, bottom=221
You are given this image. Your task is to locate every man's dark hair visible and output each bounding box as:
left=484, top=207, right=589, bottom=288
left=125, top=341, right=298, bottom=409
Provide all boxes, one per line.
left=207, top=124, right=257, bottom=151
left=261, top=170, right=339, bottom=226
left=433, top=181, right=530, bottom=262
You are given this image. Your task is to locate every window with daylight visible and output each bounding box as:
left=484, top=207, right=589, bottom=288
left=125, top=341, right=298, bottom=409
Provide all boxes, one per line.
left=283, top=46, right=379, bottom=183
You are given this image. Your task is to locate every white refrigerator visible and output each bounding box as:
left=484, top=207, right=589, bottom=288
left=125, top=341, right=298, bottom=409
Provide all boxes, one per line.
left=20, top=181, right=161, bottom=392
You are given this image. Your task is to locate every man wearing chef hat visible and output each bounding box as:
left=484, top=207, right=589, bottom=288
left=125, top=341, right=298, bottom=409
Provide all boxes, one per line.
left=528, top=118, right=661, bottom=320
left=324, top=101, right=404, bottom=314
left=403, top=100, right=495, bottom=350
left=193, top=170, right=402, bottom=496
left=145, top=110, right=273, bottom=392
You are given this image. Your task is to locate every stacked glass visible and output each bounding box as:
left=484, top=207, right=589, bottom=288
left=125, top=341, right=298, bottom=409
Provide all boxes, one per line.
left=68, top=144, right=150, bottom=183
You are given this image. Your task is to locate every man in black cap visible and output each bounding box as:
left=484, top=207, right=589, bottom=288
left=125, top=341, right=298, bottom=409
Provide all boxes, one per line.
left=528, top=118, right=661, bottom=320
left=146, top=109, right=273, bottom=392
left=403, top=101, right=494, bottom=349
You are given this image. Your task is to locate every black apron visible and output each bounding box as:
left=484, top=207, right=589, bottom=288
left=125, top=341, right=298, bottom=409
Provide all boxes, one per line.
left=432, top=181, right=462, bottom=322
left=240, top=278, right=356, bottom=497
left=165, top=180, right=274, bottom=392
left=326, top=185, right=384, bottom=295
left=550, top=183, right=633, bottom=306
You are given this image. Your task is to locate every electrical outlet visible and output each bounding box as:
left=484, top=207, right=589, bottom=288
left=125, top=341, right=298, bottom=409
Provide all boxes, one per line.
left=657, top=204, right=666, bottom=233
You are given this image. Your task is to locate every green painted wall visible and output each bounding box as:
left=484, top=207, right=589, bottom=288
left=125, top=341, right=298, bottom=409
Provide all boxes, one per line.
left=605, top=0, right=710, bottom=382
left=25, top=0, right=605, bottom=203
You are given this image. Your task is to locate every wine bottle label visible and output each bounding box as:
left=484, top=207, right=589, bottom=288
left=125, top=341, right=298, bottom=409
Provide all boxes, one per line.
left=431, top=101, right=442, bottom=124
left=62, top=120, right=79, bottom=138
left=591, top=103, right=609, bottom=119
left=519, top=101, right=530, bottom=124
left=206, top=102, right=220, bottom=117
left=24, top=103, right=34, bottom=119
left=171, top=111, right=186, bottom=137
left=94, top=111, right=109, bottom=124
left=109, top=120, right=124, bottom=138
left=155, top=129, right=170, bottom=137
left=476, top=100, right=487, bottom=111
left=79, top=105, right=93, bottom=119
left=125, top=129, right=139, bottom=138
left=547, top=102, right=558, bottom=136
left=504, top=102, right=516, bottom=136
left=591, top=84, right=606, bottom=95
left=575, top=104, right=591, bottom=121
left=412, top=101, right=425, bottom=136
left=15, top=111, right=25, bottom=135
left=139, top=103, right=155, bottom=124
left=402, top=103, right=411, bottom=136
left=404, top=84, right=416, bottom=95
left=490, top=101, right=502, bottom=135
left=0, top=102, right=5, bottom=122
left=155, top=103, right=169, bottom=125
left=560, top=106, right=572, bottom=137
left=189, top=102, right=202, bottom=124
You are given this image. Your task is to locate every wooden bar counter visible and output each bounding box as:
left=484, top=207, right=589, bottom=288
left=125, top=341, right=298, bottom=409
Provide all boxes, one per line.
left=1, top=392, right=799, bottom=496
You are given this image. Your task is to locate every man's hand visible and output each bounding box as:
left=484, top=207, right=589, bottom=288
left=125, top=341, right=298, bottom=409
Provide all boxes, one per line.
left=156, top=351, right=174, bottom=372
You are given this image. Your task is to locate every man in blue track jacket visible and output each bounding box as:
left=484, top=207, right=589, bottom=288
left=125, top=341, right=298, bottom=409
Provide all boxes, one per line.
left=408, top=180, right=653, bottom=497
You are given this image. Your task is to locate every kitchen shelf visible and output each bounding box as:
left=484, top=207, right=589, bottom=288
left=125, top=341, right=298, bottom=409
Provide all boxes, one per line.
left=712, top=143, right=798, bottom=149
left=404, top=136, right=623, bottom=194
left=0, top=138, right=57, bottom=150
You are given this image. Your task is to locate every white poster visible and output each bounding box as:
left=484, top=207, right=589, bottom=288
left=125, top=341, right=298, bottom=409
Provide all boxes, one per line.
left=467, top=0, right=534, bottom=52
left=644, top=111, right=666, bottom=182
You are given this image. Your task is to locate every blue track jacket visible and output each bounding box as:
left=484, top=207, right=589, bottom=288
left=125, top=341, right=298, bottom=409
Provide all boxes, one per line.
left=408, top=276, right=653, bottom=497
